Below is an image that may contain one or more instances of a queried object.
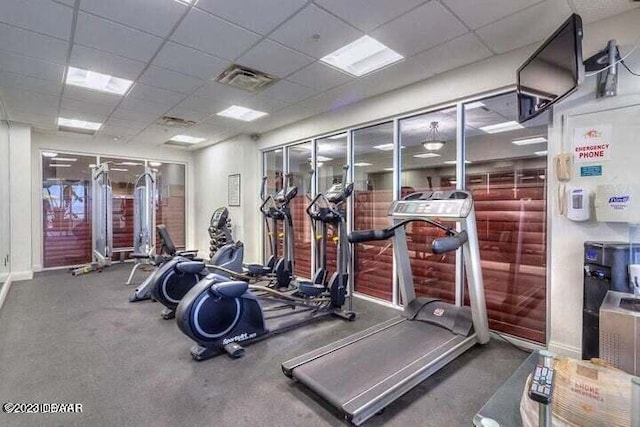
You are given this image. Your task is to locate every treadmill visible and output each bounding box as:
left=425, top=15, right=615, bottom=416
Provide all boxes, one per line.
left=282, top=190, right=490, bottom=426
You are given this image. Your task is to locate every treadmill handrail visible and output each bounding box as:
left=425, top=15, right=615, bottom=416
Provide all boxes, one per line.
left=348, top=218, right=463, bottom=252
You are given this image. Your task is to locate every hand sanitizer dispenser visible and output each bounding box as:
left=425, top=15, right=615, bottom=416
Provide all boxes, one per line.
left=595, top=185, right=640, bottom=223
left=567, top=188, right=590, bottom=221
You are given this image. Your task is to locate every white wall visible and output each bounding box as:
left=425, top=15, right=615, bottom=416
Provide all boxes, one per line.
left=0, top=121, right=10, bottom=282
left=547, top=11, right=640, bottom=357
left=249, top=9, right=640, bottom=356
left=193, top=135, right=261, bottom=263
left=28, top=130, right=195, bottom=274
left=9, top=124, right=32, bottom=280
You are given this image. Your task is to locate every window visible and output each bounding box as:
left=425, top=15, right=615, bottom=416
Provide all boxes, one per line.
left=261, top=90, right=549, bottom=344
left=287, top=142, right=313, bottom=279
left=42, top=153, right=96, bottom=267
left=263, top=149, right=284, bottom=264
left=154, top=162, right=186, bottom=250
left=400, top=109, right=458, bottom=303
left=316, top=134, right=348, bottom=278
left=352, top=122, right=394, bottom=301
left=464, top=93, right=548, bottom=343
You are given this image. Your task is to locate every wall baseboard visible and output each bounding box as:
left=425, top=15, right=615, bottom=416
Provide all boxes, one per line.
left=548, top=340, right=581, bottom=359
left=0, top=275, right=12, bottom=311
left=10, top=270, right=33, bottom=281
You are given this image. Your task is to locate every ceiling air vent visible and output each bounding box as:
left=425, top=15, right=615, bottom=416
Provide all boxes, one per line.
left=215, top=64, right=278, bottom=92
left=156, top=116, right=196, bottom=128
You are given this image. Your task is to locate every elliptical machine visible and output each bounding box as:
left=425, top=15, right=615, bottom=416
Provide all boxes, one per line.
left=174, top=165, right=356, bottom=361
left=243, top=174, right=297, bottom=289
left=148, top=207, right=244, bottom=319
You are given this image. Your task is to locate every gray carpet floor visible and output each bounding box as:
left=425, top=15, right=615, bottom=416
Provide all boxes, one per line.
left=0, top=264, right=528, bottom=426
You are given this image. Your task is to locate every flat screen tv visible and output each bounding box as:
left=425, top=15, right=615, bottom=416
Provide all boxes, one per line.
left=517, top=14, right=584, bottom=123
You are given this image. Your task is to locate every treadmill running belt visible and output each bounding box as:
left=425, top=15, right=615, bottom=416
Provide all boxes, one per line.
left=292, top=320, right=464, bottom=411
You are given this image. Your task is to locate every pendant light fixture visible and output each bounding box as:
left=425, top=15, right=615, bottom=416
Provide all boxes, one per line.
left=422, top=121, right=445, bottom=151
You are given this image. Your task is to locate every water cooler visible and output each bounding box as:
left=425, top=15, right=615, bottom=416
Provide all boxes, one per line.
left=582, top=241, right=633, bottom=360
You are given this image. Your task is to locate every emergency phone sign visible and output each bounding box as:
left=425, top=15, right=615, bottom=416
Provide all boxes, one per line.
left=573, top=125, right=612, bottom=163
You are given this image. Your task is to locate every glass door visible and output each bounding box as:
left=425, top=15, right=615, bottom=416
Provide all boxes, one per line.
left=352, top=122, right=395, bottom=301
left=286, top=142, right=313, bottom=279
left=400, top=108, right=458, bottom=303
left=463, top=92, right=548, bottom=343
left=263, top=149, right=284, bottom=264
left=42, top=152, right=97, bottom=267
left=316, top=134, right=348, bottom=278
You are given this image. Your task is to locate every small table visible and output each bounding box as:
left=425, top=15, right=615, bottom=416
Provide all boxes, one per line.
left=473, top=351, right=537, bottom=427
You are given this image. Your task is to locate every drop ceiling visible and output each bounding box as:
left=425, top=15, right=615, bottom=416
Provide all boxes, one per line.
left=0, top=0, right=637, bottom=149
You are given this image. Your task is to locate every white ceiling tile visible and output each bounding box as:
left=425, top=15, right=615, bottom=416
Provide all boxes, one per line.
left=70, top=44, right=147, bottom=81
left=98, top=125, right=141, bottom=139
left=171, top=8, right=261, bottom=60
left=315, top=0, right=426, bottom=32
left=192, top=81, right=252, bottom=104
left=172, top=94, right=222, bottom=114
left=111, top=106, right=162, bottom=123
left=104, top=117, right=150, bottom=132
left=7, top=109, right=57, bottom=128
left=188, top=122, right=233, bottom=138
left=408, top=33, right=494, bottom=79
left=572, top=0, right=640, bottom=23
left=475, top=0, right=572, bottom=54
left=371, top=1, right=468, bottom=57
left=243, top=95, right=290, bottom=113
left=286, top=61, right=352, bottom=92
left=80, top=0, right=187, bottom=37
left=0, top=0, right=73, bottom=40
left=269, top=4, right=363, bottom=59
left=164, top=106, right=210, bottom=123
left=138, top=66, right=204, bottom=94
left=442, top=0, right=541, bottom=30
left=0, top=72, right=62, bottom=96
left=61, top=97, right=114, bottom=118
left=63, top=85, right=124, bottom=106
left=259, top=79, right=316, bottom=103
left=153, top=42, right=230, bottom=80
left=51, top=0, right=75, bottom=6
left=2, top=87, right=60, bottom=109
left=196, top=0, right=306, bottom=35
left=127, top=83, right=187, bottom=106
left=237, top=39, right=314, bottom=78
left=119, top=96, right=172, bottom=116
left=0, top=23, right=68, bottom=64
left=131, top=125, right=182, bottom=145
left=0, top=51, right=64, bottom=82
left=75, top=12, right=164, bottom=62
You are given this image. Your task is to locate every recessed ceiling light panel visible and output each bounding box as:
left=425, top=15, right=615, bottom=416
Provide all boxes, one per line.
left=479, top=121, right=524, bottom=134
left=58, top=117, right=102, bottom=131
left=170, top=135, right=206, bottom=144
left=373, top=143, right=394, bottom=151
left=413, top=153, right=441, bottom=159
left=217, top=105, right=268, bottom=122
left=320, top=35, right=403, bottom=77
left=42, top=151, right=58, bottom=158
left=66, top=66, right=133, bottom=95
left=353, top=162, right=372, bottom=167
left=511, top=136, right=547, bottom=146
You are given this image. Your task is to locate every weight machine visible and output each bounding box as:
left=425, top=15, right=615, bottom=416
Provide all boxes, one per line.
left=71, top=162, right=113, bottom=275
left=125, top=166, right=157, bottom=285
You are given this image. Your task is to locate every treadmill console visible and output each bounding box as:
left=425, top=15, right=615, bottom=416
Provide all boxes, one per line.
left=390, top=191, right=473, bottom=218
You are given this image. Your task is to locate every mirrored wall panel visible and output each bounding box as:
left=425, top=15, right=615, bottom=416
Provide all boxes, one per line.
left=287, top=142, right=313, bottom=279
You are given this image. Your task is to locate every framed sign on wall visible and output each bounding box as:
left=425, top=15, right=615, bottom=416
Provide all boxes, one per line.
left=228, top=174, right=241, bottom=207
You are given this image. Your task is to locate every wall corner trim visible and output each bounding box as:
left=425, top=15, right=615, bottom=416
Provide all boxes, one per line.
left=10, top=271, right=33, bottom=282
left=0, top=275, right=12, bottom=311
left=548, top=340, right=581, bottom=359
